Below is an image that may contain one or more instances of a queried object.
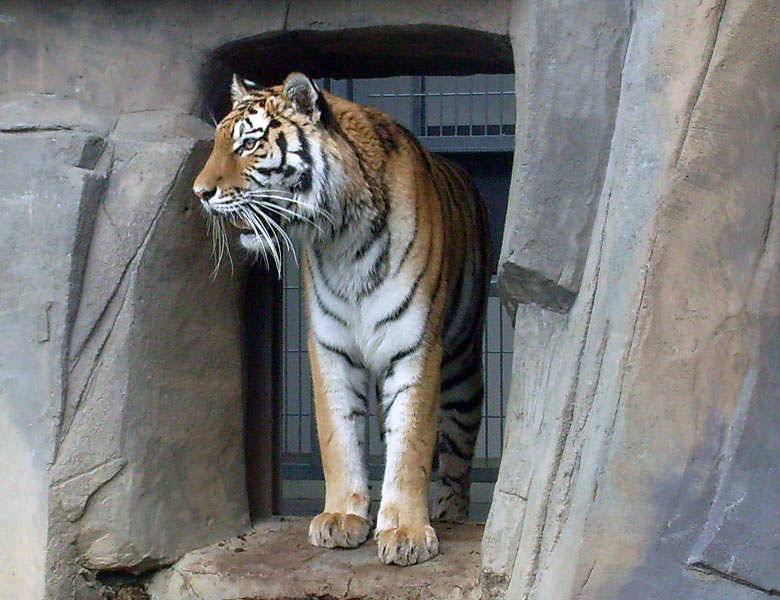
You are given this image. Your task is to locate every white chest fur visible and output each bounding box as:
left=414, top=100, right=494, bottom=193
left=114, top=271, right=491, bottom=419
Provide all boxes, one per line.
left=305, top=239, right=427, bottom=376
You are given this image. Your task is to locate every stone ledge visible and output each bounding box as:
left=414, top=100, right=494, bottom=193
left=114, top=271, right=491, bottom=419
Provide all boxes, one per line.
left=147, top=517, right=483, bottom=600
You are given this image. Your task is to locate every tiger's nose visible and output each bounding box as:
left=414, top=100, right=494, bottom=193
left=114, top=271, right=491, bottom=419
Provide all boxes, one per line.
left=193, top=183, right=217, bottom=204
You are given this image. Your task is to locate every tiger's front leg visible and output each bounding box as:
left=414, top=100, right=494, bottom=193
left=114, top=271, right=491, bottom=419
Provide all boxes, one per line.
left=375, top=343, right=442, bottom=566
left=307, top=335, right=372, bottom=549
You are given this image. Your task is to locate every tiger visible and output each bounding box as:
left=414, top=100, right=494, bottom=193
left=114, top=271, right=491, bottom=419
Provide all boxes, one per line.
left=193, top=73, right=491, bottom=566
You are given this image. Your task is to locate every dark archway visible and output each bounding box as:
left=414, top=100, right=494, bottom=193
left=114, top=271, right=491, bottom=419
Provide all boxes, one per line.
left=199, top=25, right=513, bottom=120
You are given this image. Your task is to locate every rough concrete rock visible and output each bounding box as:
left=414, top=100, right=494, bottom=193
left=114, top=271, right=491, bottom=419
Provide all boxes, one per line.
left=0, top=90, right=249, bottom=599
left=0, top=2, right=288, bottom=114
left=147, top=518, right=483, bottom=600
left=0, top=92, right=114, bottom=135
left=489, top=0, right=780, bottom=598
left=481, top=306, right=567, bottom=594
left=51, top=111, right=248, bottom=574
left=497, top=0, right=630, bottom=319
left=0, top=94, right=112, bottom=600
left=286, top=0, right=511, bottom=36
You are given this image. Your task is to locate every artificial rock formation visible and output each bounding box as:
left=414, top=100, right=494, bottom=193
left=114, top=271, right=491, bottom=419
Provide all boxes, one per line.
left=486, top=0, right=780, bottom=598
left=0, top=94, right=248, bottom=600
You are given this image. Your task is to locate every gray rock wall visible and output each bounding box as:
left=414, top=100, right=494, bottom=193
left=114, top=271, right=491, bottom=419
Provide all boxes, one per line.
left=0, top=95, right=111, bottom=600
left=487, top=0, right=780, bottom=598
left=0, top=93, right=249, bottom=600
left=498, top=0, right=630, bottom=316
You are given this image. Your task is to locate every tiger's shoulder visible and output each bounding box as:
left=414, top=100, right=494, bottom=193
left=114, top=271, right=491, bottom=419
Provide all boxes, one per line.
left=322, top=91, right=434, bottom=174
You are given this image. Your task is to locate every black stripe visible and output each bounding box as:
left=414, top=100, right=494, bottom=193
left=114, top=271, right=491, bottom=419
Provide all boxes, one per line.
left=351, top=389, right=368, bottom=406
left=367, top=111, right=399, bottom=153
left=386, top=263, right=445, bottom=366
left=437, top=431, right=472, bottom=461
left=353, top=211, right=387, bottom=260
left=438, top=473, right=469, bottom=490
left=332, top=121, right=374, bottom=192
left=441, top=388, right=483, bottom=413
left=381, top=383, right=414, bottom=414
left=311, top=283, right=348, bottom=326
left=296, top=169, right=313, bottom=192
left=393, top=206, right=419, bottom=277
left=349, top=408, right=368, bottom=420
left=388, top=340, right=422, bottom=366
left=358, top=236, right=390, bottom=298
left=306, top=260, right=349, bottom=327
left=441, top=352, right=481, bottom=392
left=293, top=124, right=312, bottom=165
left=375, top=217, right=434, bottom=330
left=317, top=159, right=338, bottom=237
left=247, top=172, right=265, bottom=186
left=442, top=324, right=480, bottom=370
left=442, top=258, right=466, bottom=332
left=254, top=164, right=293, bottom=177
left=316, top=337, right=364, bottom=370
left=442, top=277, right=487, bottom=369
left=387, top=242, right=447, bottom=365
left=312, top=248, right=351, bottom=303
left=347, top=382, right=368, bottom=409
left=276, top=129, right=288, bottom=161
left=375, top=262, right=427, bottom=330
left=353, top=235, right=377, bottom=261
left=451, top=415, right=482, bottom=434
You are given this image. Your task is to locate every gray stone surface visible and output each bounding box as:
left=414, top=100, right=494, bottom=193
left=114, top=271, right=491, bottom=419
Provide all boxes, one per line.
left=57, top=114, right=248, bottom=569
left=0, top=94, right=111, bottom=600
left=147, top=518, right=483, bottom=600
left=49, top=111, right=248, bottom=594
left=488, top=0, right=780, bottom=599
left=497, top=0, right=630, bottom=318
left=0, top=92, right=248, bottom=600
left=0, top=1, right=288, bottom=113
left=286, top=0, right=510, bottom=36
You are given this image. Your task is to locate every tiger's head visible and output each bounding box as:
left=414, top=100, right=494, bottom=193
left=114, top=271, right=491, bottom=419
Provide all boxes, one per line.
left=193, top=72, right=340, bottom=271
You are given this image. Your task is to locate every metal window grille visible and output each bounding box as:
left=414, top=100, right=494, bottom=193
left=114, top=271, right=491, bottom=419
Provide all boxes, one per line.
left=280, top=75, right=515, bottom=518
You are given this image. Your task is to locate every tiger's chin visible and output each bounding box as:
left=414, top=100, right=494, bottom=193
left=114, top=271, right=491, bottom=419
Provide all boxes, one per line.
left=238, top=231, right=279, bottom=255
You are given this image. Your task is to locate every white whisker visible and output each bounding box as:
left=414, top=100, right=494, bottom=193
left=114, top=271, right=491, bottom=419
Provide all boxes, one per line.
left=209, top=219, right=223, bottom=279
left=257, top=201, right=321, bottom=232
left=207, top=106, right=219, bottom=128
left=240, top=205, right=282, bottom=274
left=240, top=190, right=334, bottom=225
left=256, top=209, right=297, bottom=270
left=222, top=221, right=234, bottom=274
left=205, top=217, right=234, bottom=279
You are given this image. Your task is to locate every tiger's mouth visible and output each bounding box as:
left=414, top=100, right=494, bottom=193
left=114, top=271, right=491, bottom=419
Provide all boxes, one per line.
left=226, top=212, right=283, bottom=237
left=202, top=200, right=291, bottom=278
left=229, top=217, right=254, bottom=234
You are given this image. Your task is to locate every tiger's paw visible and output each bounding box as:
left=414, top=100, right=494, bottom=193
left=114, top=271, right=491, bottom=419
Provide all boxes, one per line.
left=376, top=525, right=439, bottom=566
left=308, top=512, right=371, bottom=549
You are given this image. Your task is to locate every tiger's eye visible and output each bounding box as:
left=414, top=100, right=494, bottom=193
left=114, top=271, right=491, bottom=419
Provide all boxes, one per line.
left=240, top=139, right=259, bottom=153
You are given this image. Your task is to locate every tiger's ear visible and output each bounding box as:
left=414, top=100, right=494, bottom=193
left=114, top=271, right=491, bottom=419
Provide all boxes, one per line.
left=230, top=74, right=258, bottom=106
left=283, top=72, right=321, bottom=123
